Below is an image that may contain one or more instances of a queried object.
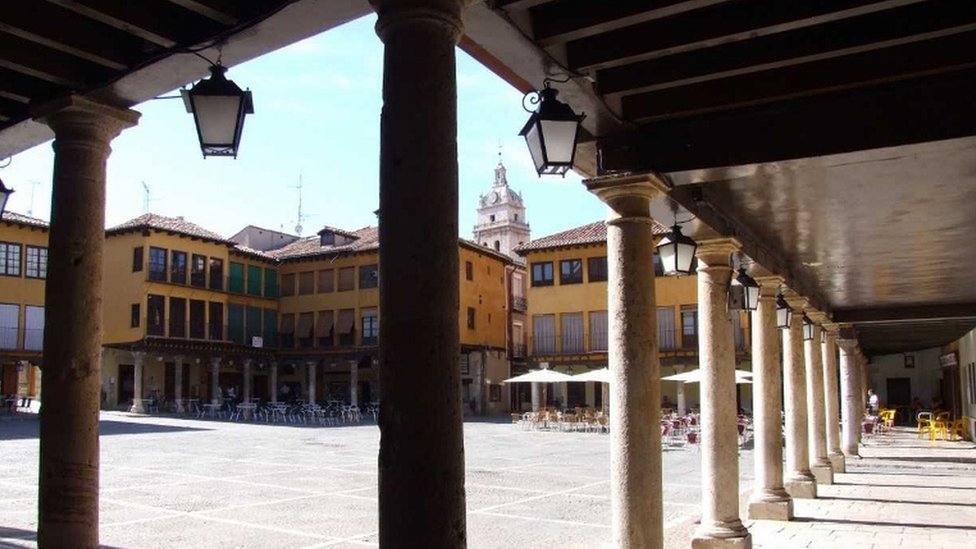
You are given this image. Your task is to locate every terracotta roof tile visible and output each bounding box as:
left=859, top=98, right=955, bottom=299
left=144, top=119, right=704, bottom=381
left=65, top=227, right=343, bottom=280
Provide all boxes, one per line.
left=272, top=226, right=379, bottom=260
left=514, top=220, right=669, bottom=255
left=1, top=211, right=49, bottom=230
left=107, top=213, right=230, bottom=243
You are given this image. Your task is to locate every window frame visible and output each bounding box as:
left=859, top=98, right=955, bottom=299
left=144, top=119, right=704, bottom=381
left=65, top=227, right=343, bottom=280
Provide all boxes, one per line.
left=337, top=267, right=355, bottom=292
left=147, top=294, right=165, bottom=336
left=25, top=245, right=48, bottom=279
left=130, top=303, right=140, bottom=328
left=530, top=261, right=554, bottom=287
left=0, top=242, right=22, bottom=277
left=465, top=261, right=473, bottom=281
left=190, top=254, right=207, bottom=287
left=559, top=258, right=583, bottom=285
left=467, top=307, right=476, bottom=330
left=208, top=257, right=224, bottom=290
left=298, top=271, right=315, bottom=295
left=359, top=264, right=378, bottom=289
left=170, top=250, right=187, bottom=285
left=132, top=246, right=144, bottom=272
left=587, top=256, right=608, bottom=283
left=148, top=247, right=167, bottom=282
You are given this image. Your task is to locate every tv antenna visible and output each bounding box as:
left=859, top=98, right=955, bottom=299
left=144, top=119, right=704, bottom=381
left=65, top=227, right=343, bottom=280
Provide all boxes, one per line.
left=141, top=181, right=157, bottom=214
left=292, top=172, right=311, bottom=235
left=26, top=180, right=41, bottom=217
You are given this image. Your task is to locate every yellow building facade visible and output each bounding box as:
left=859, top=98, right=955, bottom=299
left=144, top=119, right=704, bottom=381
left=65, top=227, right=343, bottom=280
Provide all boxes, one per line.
left=100, top=214, right=280, bottom=409
left=0, top=212, right=48, bottom=406
left=515, top=221, right=752, bottom=411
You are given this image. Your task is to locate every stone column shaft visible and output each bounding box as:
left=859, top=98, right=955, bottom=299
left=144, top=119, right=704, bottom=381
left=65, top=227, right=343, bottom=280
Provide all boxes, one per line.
left=674, top=364, right=687, bottom=416
left=839, top=342, right=861, bottom=457
left=130, top=352, right=145, bottom=413
left=586, top=175, right=667, bottom=549
left=822, top=332, right=844, bottom=472
left=783, top=306, right=816, bottom=498
left=34, top=95, right=139, bottom=549
left=270, top=363, right=279, bottom=404
left=243, top=359, right=252, bottom=403
left=748, top=278, right=792, bottom=521
left=692, top=240, right=751, bottom=548
left=211, top=358, right=221, bottom=404
left=350, top=360, right=359, bottom=407
left=373, top=1, right=468, bottom=545
left=531, top=382, right=540, bottom=412
left=805, top=325, right=832, bottom=485
left=307, top=361, right=317, bottom=404
left=174, top=356, right=184, bottom=412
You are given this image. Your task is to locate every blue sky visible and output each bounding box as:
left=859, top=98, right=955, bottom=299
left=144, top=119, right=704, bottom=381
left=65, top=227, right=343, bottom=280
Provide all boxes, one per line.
left=1, top=14, right=606, bottom=241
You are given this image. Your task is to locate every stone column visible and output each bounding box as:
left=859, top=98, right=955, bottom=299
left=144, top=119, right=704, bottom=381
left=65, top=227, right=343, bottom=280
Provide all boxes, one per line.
left=822, top=329, right=845, bottom=473
left=585, top=382, right=595, bottom=408
left=129, top=351, right=146, bottom=413
left=350, top=360, right=359, bottom=407
left=270, top=362, right=279, bottom=403
left=838, top=338, right=861, bottom=457
left=805, top=321, right=832, bottom=485
left=531, top=382, right=540, bottom=411
left=307, top=361, right=317, bottom=405
left=586, top=174, right=667, bottom=549
left=674, top=364, right=687, bottom=416
left=210, top=357, right=221, bottom=404
left=33, top=95, right=138, bottom=548
left=692, top=239, right=751, bottom=548
left=373, top=0, right=468, bottom=545
left=783, top=294, right=816, bottom=499
left=748, top=276, right=793, bottom=521
left=559, top=381, right=568, bottom=408
left=173, top=355, right=185, bottom=413
left=242, top=358, right=252, bottom=403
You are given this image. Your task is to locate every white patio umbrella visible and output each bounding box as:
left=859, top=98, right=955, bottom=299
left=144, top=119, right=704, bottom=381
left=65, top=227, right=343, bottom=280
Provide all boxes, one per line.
left=502, top=369, right=575, bottom=384
left=570, top=368, right=611, bottom=383
left=661, top=369, right=753, bottom=384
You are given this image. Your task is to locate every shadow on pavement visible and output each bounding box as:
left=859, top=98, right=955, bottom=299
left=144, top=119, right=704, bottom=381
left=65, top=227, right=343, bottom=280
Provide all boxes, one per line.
left=0, top=526, right=125, bottom=549
left=790, top=516, right=976, bottom=531
left=0, top=419, right=212, bottom=441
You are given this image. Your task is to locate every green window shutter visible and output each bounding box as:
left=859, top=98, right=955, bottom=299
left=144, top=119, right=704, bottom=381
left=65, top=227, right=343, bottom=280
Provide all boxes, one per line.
left=229, top=262, right=245, bottom=294
left=263, top=309, right=278, bottom=347
left=228, top=304, right=245, bottom=344
left=247, top=265, right=262, bottom=296
left=245, top=306, right=262, bottom=344
left=264, top=268, right=278, bottom=298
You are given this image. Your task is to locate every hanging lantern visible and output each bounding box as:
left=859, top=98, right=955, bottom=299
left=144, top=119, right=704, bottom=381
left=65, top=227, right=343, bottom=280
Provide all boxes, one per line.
left=803, top=315, right=815, bottom=341
left=519, top=80, right=585, bottom=177
left=656, top=224, right=698, bottom=276
left=0, top=177, right=13, bottom=216
left=776, top=293, right=792, bottom=329
left=182, top=64, right=253, bottom=158
left=729, top=267, right=760, bottom=311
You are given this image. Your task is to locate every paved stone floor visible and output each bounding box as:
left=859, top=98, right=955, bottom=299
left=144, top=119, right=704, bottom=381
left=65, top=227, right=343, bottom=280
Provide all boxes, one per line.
left=0, top=412, right=755, bottom=548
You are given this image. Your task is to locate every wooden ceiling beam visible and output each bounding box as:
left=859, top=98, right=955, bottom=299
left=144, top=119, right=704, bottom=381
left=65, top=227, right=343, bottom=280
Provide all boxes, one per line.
left=492, top=0, right=552, bottom=11
left=0, top=2, right=152, bottom=70
left=0, top=96, right=29, bottom=124
left=596, top=0, right=976, bottom=97
left=622, top=31, right=976, bottom=122
left=532, top=0, right=733, bottom=48
left=834, top=305, right=976, bottom=324
left=566, top=0, right=927, bottom=72
left=0, top=33, right=111, bottom=88
left=598, top=69, right=976, bottom=173
left=164, top=0, right=239, bottom=25
left=0, top=68, right=63, bottom=103
left=44, top=0, right=225, bottom=49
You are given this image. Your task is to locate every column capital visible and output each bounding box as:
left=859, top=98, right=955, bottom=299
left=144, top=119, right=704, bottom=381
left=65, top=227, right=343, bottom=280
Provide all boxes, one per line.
left=695, top=237, right=742, bottom=266
left=33, top=95, right=139, bottom=140
left=242, top=358, right=253, bottom=366
left=372, top=0, right=465, bottom=43
left=210, top=356, right=222, bottom=366
left=781, top=288, right=809, bottom=311
left=821, top=322, right=840, bottom=334
left=755, top=275, right=784, bottom=297
left=131, top=351, right=145, bottom=365
left=806, top=310, right=830, bottom=325
left=172, top=355, right=185, bottom=364
left=836, top=338, right=858, bottom=352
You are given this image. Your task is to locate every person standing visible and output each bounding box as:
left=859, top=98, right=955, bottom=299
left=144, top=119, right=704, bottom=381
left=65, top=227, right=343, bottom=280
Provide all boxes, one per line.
left=867, top=388, right=880, bottom=416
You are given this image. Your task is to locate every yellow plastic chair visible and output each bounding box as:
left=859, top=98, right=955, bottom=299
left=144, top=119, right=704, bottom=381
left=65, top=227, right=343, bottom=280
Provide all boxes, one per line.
left=947, top=417, right=971, bottom=441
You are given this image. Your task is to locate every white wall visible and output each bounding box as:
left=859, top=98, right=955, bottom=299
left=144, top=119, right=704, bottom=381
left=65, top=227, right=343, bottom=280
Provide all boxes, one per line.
left=956, top=327, right=976, bottom=440
left=868, top=347, right=941, bottom=407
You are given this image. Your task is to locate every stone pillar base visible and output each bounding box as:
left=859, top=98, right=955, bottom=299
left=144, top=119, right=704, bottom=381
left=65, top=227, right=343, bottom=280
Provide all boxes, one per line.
left=785, top=478, right=817, bottom=499
left=129, top=400, right=145, bottom=414
left=692, top=534, right=753, bottom=549
left=748, top=499, right=794, bottom=521
left=828, top=453, right=846, bottom=473
left=812, top=464, right=834, bottom=485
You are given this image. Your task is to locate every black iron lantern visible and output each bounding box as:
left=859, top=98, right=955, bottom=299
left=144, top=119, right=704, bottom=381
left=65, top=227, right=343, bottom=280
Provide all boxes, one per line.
left=656, top=224, right=698, bottom=276
left=182, top=64, right=253, bottom=158
left=776, top=293, right=792, bottom=329
left=519, top=80, right=585, bottom=177
left=803, top=315, right=814, bottom=341
left=0, top=177, right=13, bottom=216
left=729, top=267, right=760, bottom=311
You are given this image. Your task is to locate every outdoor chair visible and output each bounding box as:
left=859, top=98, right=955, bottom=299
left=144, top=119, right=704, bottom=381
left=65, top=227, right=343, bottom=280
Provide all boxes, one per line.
left=947, top=417, right=971, bottom=441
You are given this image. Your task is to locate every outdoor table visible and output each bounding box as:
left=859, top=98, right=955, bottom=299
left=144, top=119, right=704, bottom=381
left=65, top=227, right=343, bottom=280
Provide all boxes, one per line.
left=235, top=403, right=257, bottom=421
left=202, top=403, right=221, bottom=418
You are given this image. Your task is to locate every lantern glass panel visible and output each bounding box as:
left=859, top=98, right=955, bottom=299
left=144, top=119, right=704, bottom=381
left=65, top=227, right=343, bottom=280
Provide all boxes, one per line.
left=776, top=306, right=791, bottom=329
left=539, top=119, right=578, bottom=164
left=523, top=121, right=545, bottom=173
left=745, top=285, right=759, bottom=310
left=675, top=241, right=697, bottom=274
left=803, top=320, right=814, bottom=341
left=192, top=94, right=244, bottom=153
left=658, top=240, right=678, bottom=275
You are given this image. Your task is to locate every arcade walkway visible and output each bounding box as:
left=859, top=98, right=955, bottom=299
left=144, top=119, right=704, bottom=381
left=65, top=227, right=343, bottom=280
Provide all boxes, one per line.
left=749, top=427, right=976, bottom=548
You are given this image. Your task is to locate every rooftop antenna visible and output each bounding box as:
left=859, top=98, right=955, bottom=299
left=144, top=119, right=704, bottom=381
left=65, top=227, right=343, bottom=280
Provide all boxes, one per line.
left=292, top=172, right=310, bottom=235
left=26, top=180, right=40, bottom=217
left=141, top=181, right=157, bottom=214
